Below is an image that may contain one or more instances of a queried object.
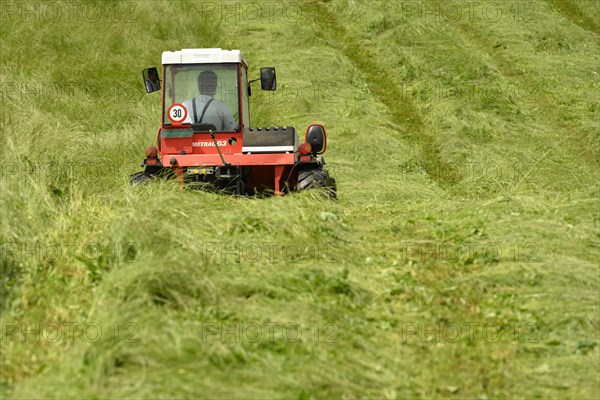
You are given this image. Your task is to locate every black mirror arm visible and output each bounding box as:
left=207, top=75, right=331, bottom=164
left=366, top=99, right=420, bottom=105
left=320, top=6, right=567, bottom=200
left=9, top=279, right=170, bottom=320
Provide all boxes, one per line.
left=247, top=78, right=262, bottom=97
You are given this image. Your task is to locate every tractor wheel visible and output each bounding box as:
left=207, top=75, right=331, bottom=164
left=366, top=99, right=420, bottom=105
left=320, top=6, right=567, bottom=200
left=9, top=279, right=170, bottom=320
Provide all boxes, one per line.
left=297, top=169, right=337, bottom=198
left=130, top=171, right=157, bottom=186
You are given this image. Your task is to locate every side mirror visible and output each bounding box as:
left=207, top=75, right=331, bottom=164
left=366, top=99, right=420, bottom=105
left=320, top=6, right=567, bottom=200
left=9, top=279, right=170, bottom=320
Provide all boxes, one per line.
left=260, top=67, right=276, bottom=91
left=305, top=124, right=327, bottom=155
left=142, top=67, right=161, bottom=93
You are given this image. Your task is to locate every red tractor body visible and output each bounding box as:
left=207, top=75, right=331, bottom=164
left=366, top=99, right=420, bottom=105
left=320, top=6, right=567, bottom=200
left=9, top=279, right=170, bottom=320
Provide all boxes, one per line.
left=132, top=48, right=335, bottom=196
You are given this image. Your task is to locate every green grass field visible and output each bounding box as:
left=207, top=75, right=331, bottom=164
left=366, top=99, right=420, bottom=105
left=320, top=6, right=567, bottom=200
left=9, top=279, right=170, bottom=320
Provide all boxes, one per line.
left=1, top=0, right=599, bottom=398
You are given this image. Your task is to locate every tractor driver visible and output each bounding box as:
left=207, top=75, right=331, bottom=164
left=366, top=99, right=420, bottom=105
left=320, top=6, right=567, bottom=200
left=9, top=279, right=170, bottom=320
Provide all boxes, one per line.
left=183, top=70, right=236, bottom=131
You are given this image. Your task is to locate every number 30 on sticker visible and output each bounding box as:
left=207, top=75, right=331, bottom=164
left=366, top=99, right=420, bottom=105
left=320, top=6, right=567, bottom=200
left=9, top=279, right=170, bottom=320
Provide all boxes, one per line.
left=167, top=103, right=187, bottom=125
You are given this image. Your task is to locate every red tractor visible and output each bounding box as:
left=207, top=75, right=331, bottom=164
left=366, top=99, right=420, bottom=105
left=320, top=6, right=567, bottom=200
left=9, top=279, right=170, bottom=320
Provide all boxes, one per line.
left=131, top=48, right=336, bottom=197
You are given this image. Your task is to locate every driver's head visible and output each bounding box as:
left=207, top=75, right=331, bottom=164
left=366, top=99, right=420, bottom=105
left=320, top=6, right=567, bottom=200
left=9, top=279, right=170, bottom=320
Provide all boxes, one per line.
left=198, top=71, right=218, bottom=96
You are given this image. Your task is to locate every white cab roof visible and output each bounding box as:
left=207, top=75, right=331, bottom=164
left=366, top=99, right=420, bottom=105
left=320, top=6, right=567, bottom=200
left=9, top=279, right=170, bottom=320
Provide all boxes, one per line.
left=162, top=48, right=246, bottom=65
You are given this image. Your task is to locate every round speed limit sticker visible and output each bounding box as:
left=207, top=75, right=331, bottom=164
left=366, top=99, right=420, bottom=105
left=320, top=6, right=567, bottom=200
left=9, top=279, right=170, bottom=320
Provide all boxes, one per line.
left=167, top=103, right=188, bottom=125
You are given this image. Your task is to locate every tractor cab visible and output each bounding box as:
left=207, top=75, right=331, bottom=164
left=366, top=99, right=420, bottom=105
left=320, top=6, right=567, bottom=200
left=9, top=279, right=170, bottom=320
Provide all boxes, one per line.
left=143, top=49, right=275, bottom=132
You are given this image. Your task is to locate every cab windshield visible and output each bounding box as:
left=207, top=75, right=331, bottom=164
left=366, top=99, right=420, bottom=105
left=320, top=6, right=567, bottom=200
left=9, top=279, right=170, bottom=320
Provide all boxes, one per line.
left=163, top=64, right=239, bottom=131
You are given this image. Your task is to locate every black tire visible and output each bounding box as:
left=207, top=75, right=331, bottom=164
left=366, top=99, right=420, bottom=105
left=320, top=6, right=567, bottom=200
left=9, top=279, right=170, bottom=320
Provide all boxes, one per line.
left=130, top=171, right=157, bottom=186
left=297, top=169, right=337, bottom=198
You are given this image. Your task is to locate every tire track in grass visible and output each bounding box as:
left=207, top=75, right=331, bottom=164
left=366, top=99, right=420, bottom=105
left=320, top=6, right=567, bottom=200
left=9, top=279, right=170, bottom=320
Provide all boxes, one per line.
left=457, top=22, right=600, bottom=165
left=545, top=0, right=600, bottom=35
left=307, top=2, right=462, bottom=187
